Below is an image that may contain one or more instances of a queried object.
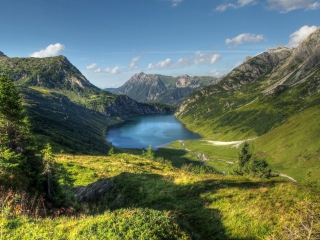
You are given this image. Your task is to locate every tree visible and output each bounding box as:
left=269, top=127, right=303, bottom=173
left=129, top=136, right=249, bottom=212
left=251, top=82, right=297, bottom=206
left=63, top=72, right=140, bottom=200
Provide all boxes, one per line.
left=0, top=74, right=44, bottom=192
left=142, top=145, right=155, bottom=159
left=0, top=74, right=29, bottom=153
left=108, top=146, right=115, bottom=156
left=234, top=142, right=271, bottom=178
left=0, top=74, right=35, bottom=189
left=238, top=142, right=251, bottom=168
left=41, top=143, right=55, bottom=198
left=41, top=143, right=74, bottom=206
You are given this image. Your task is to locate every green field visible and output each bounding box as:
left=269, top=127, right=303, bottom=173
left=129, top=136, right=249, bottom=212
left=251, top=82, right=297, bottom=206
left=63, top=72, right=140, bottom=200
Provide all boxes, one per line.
left=1, top=153, right=319, bottom=239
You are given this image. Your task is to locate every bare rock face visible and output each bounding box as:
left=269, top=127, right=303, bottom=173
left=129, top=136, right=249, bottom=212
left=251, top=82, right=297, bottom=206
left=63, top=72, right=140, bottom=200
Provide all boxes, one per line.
left=112, top=72, right=218, bottom=106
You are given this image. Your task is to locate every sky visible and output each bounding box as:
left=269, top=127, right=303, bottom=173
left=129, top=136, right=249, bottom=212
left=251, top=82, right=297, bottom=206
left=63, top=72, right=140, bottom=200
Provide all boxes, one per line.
left=1, top=0, right=319, bottom=89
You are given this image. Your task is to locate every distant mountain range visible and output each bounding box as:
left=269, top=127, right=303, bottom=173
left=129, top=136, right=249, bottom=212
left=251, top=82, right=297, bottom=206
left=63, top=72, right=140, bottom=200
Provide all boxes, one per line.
left=107, top=72, right=218, bottom=106
left=175, top=28, right=320, bottom=181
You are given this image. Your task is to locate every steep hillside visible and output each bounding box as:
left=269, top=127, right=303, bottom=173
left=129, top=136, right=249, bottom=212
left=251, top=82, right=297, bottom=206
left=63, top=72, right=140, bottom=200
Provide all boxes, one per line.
left=0, top=54, right=172, bottom=152
left=111, top=72, right=218, bottom=106
left=176, top=28, right=320, bottom=138
left=175, top=28, right=320, bottom=180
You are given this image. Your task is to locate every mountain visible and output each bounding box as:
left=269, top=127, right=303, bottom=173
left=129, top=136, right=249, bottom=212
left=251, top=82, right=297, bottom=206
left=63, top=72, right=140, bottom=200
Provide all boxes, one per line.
left=110, top=72, right=218, bottom=106
left=175, top=28, right=320, bottom=180
left=0, top=54, right=96, bottom=92
left=0, top=54, right=172, bottom=153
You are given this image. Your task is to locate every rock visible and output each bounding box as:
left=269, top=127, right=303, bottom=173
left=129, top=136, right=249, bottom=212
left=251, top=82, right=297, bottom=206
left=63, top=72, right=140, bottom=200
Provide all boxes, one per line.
left=74, top=177, right=115, bottom=203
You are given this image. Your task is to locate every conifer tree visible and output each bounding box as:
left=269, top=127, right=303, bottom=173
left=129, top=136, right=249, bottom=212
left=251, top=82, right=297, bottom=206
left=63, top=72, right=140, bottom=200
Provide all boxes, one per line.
left=0, top=74, right=42, bottom=190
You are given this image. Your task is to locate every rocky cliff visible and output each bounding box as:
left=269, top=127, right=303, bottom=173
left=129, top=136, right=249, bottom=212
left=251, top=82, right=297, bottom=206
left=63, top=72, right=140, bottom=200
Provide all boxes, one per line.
left=111, top=72, right=218, bottom=106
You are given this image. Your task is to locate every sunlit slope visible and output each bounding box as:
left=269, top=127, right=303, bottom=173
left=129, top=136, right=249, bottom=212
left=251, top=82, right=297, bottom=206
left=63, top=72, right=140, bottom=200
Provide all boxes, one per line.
left=3, top=153, right=316, bottom=239
left=176, top=29, right=320, bottom=140
left=254, top=106, right=320, bottom=182
left=175, top=29, right=320, bottom=181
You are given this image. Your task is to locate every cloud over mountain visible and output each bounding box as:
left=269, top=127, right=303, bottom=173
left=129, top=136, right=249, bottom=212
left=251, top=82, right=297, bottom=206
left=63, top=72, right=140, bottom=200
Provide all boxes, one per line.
left=30, top=43, right=65, bottom=58
left=226, top=33, right=265, bottom=47
left=286, top=25, right=318, bottom=48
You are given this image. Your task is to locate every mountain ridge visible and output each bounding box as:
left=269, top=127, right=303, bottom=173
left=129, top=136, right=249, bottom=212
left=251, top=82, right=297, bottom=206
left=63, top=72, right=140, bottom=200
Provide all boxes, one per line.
left=175, top=28, right=320, bottom=181
left=110, top=72, right=219, bottom=106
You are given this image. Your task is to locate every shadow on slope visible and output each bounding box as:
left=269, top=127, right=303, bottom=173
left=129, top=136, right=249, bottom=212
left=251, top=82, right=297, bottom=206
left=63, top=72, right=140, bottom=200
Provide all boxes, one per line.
left=20, top=87, right=110, bottom=154
left=77, top=171, right=280, bottom=239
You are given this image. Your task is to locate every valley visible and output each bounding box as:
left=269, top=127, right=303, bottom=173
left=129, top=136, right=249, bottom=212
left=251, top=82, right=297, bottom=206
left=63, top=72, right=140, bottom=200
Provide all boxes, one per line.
left=1, top=28, right=320, bottom=239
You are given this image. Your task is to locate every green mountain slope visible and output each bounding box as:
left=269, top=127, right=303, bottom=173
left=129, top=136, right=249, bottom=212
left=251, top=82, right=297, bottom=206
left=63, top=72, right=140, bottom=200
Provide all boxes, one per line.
left=110, top=72, right=218, bottom=106
left=175, top=28, right=320, bottom=181
left=0, top=54, right=173, bottom=153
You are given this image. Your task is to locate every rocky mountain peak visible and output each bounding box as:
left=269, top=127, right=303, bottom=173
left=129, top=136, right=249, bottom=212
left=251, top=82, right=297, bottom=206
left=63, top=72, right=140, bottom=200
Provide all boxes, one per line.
left=135, top=72, right=146, bottom=79
left=0, top=51, right=7, bottom=57
left=266, top=46, right=290, bottom=53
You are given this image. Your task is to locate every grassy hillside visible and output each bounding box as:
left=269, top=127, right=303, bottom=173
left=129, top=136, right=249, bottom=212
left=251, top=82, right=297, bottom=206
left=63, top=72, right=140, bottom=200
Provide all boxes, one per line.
left=20, top=86, right=111, bottom=154
left=174, top=30, right=320, bottom=183
left=254, top=106, right=320, bottom=183
left=1, top=153, right=319, bottom=239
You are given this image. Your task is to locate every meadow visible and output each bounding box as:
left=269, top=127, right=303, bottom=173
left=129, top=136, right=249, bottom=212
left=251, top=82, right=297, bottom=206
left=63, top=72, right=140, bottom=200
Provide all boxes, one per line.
left=1, top=152, right=319, bottom=239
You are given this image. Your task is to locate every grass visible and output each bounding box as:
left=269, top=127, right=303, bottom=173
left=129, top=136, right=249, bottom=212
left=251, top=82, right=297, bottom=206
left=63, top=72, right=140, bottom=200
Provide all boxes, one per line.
left=254, top=106, right=320, bottom=184
left=2, top=153, right=319, bottom=239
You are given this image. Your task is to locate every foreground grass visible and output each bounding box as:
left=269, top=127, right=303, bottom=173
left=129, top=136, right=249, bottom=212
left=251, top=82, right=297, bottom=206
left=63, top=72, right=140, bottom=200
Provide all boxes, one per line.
left=1, top=153, right=319, bottom=239
left=1, top=208, right=188, bottom=240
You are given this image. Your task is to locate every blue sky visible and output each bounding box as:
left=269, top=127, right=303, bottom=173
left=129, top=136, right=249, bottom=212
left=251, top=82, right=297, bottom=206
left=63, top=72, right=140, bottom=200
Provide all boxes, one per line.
left=1, top=0, right=319, bottom=88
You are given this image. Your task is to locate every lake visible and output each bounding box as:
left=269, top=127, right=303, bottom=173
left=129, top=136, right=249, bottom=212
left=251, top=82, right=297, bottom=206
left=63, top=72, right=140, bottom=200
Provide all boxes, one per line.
left=107, top=114, right=201, bottom=149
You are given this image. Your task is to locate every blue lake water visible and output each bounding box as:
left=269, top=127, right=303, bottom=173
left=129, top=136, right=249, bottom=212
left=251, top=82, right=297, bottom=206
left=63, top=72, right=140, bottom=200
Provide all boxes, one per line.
left=107, top=114, right=201, bottom=149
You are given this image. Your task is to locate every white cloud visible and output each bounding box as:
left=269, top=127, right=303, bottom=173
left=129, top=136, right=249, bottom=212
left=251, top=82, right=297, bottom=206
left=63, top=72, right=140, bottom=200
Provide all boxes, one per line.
left=86, top=63, right=98, bottom=70
left=215, top=3, right=236, bottom=11
left=238, top=0, right=255, bottom=6
left=286, top=25, right=318, bottom=48
left=105, top=67, right=120, bottom=75
left=177, top=52, right=221, bottom=66
left=147, top=63, right=154, bottom=70
left=146, top=52, right=221, bottom=71
left=129, top=56, right=141, bottom=69
left=210, top=69, right=221, bottom=77
left=210, top=54, right=221, bottom=64
left=30, top=43, right=65, bottom=58
left=156, top=58, right=174, bottom=68
left=172, top=0, right=183, bottom=7
left=307, top=1, right=320, bottom=10
left=226, top=33, right=265, bottom=47
left=267, top=0, right=320, bottom=12
left=94, top=68, right=101, bottom=73
left=215, top=0, right=254, bottom=11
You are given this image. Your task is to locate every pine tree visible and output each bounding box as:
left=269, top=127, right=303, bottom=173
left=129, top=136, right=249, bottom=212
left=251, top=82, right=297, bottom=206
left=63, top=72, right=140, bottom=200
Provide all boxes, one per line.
left=0, top=74, right=29, bottom=152
left=0, top=74, right=42, bottom=190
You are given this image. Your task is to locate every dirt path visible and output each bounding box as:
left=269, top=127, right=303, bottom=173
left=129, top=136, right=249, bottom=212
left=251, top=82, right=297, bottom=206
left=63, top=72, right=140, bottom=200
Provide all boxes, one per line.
left=178, top=140, right=298, bottom=182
